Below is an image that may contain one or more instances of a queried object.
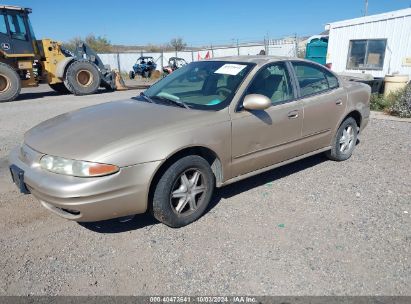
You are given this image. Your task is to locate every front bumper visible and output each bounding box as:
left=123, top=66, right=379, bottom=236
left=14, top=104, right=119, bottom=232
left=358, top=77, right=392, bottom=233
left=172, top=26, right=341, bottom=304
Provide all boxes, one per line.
left=8, top=145, right=161, bottom=222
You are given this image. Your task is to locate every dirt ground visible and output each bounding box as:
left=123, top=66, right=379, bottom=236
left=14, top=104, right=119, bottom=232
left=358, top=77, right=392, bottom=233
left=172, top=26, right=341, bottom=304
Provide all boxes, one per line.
left=0, top=85, right=410, bottom=295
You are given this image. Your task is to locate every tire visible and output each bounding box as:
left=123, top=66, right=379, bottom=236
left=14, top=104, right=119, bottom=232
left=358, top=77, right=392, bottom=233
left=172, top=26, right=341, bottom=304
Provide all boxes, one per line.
left=326, top=117, right=358, bottom=161
left=152, top=155, right=215, bottom=228
left=49, top=82, right=70, bottom=94
left=0, top=62, right=21, bottom=102
left=129, top=71, right=135, bottom=79
left=64, top=60, right=101, bottom=96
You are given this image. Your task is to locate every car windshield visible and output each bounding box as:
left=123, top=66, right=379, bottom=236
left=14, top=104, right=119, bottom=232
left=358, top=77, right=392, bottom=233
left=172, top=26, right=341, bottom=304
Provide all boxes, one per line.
left=144, top=61, right=254, bottom=110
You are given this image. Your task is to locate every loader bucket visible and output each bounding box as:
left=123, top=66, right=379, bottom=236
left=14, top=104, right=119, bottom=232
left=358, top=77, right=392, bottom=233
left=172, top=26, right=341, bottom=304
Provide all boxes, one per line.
left=114, top=71, right=128, bottom=91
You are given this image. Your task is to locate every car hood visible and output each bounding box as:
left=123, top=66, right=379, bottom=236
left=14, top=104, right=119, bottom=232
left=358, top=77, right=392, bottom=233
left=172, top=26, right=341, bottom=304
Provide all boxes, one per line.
left=25, top=99, right=225, bottom=164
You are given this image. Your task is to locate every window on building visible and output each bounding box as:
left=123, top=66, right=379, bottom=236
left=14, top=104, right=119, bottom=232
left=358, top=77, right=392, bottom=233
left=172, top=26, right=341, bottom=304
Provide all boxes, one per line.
left=347, top=39, right=387, bottom=70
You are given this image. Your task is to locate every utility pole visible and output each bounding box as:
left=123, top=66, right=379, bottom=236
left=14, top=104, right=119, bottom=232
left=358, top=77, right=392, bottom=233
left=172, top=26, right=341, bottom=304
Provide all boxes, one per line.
left=364, top=0, right=368, bottom=16
left=294, top=33, right=298, bottom=57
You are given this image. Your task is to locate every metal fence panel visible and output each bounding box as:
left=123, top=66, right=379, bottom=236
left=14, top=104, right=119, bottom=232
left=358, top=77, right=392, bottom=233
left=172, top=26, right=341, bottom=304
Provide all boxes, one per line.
left=98, top=39, right=298, bottom=73
left=267, top=43, right=296, bottom=57
left=239, top=45, right=265, bottom=56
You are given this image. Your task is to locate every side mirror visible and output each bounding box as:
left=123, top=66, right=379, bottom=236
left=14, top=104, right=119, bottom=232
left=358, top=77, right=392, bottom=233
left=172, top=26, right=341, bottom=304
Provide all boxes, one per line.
left=243, top=94, right=272, bottom=111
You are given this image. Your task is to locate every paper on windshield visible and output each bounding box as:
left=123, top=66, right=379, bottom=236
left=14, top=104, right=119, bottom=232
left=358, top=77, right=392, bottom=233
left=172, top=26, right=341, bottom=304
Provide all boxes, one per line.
left=214, top=64, right=247, bottom=76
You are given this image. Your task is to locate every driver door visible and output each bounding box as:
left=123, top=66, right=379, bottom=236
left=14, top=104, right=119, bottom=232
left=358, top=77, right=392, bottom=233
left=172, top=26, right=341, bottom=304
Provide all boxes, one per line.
left=230, top=61, right=303, bottom=178
left=3, top=11, right=34, bottom=56
left=0, top=13, right=12, bottom=53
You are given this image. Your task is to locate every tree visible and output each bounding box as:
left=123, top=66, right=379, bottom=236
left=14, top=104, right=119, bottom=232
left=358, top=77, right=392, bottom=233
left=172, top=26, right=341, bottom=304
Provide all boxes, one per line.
left=62, top=36, right=82, bottom=52
left=146, top=44, right=162, bottom=52
left=85, top=35, right=112, bottom=53
left=169, top=37, right=186, bottom=51
left=63, top=34, right=113, bottom=53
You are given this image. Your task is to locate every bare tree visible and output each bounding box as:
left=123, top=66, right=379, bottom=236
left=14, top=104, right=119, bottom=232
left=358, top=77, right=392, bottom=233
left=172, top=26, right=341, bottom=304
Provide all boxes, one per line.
left=169, top=37, right=187, bottom=51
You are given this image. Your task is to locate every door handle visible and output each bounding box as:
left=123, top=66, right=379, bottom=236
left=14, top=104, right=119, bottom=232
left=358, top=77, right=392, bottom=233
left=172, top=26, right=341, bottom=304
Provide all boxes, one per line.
left=287, top=110, right=299, bottom=119
left=335, top=99, right=343, bottom=106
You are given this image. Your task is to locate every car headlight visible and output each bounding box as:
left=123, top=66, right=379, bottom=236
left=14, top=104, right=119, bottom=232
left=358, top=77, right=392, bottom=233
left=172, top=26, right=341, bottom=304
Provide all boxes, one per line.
left=40, top=155, right=119, bottom=177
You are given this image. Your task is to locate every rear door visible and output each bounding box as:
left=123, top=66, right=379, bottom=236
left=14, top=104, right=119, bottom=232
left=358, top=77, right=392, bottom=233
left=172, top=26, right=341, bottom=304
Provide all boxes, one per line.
left=290, top=61, right=347, bottom=154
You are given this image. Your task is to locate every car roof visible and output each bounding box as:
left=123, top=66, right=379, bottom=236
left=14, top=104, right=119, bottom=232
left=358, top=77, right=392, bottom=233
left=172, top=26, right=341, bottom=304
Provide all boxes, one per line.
left=0, top=5, right=31, bottom=12
left=208, top=55, right=310, bottom=67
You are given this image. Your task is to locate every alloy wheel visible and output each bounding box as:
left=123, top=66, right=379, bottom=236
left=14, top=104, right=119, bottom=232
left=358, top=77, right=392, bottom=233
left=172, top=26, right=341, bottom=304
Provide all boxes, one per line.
left=170, top=169, right=207, bottom=215
left=339, top=125, right=355, bottom=153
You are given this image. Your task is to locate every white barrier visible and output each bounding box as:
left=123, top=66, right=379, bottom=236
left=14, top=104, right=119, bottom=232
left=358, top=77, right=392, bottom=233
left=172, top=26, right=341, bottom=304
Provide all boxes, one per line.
left=99, top=42, right=296, bottom=73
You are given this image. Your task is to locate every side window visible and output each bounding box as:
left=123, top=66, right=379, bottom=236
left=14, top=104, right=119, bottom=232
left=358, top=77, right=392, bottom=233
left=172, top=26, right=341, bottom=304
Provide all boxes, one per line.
left=7, top=14, right=27, bottom=40
left=325, top=70, right=339, bottom=89
left=0, top=15, right=7, bottom=34
left=292, top=62, right=329, bottom=97
left=246, top=63, right=294, bottom=105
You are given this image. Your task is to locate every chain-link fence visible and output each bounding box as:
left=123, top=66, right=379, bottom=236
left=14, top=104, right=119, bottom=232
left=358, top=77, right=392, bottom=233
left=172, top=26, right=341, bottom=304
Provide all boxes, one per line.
left=98, top=37, right=301, bottom=73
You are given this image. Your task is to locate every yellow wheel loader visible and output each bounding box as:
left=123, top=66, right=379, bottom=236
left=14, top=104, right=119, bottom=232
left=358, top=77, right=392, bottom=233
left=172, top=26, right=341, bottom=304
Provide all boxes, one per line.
left=0, top=5, right=125, bottom=102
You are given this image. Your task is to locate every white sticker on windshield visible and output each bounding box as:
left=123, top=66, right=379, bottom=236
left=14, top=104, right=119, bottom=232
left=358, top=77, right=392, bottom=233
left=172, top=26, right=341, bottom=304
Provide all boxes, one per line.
left=214, top=64, right=247, bottom=76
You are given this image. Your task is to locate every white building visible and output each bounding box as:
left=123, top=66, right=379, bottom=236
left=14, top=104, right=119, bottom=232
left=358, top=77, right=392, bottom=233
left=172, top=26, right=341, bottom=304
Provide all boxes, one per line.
left=326, top=8, right=411, bottom=78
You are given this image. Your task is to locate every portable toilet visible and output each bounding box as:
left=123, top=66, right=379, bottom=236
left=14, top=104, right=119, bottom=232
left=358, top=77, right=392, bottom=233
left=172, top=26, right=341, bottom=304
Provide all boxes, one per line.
left=305, top=36, right=329, bottom=65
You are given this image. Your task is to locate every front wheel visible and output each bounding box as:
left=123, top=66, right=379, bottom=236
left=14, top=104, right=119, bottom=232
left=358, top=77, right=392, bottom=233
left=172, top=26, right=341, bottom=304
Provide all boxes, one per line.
left=152, top=155, right=215, bottom=228
left=64, top=60, right=101, bottom=96
left=129, top=70, right=135, bottom=79
left=326, top=117, right=358, bottom=161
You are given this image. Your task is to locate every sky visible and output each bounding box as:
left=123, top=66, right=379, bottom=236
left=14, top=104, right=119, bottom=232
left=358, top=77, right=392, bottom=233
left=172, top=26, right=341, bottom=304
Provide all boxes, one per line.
left=8, top=0, right=411, bottom=46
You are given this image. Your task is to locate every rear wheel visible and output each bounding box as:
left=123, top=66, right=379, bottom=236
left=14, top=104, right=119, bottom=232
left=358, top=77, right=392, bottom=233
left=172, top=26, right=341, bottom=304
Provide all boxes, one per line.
left=326, top=117, right=358, bottom=161
left=152, top=155, right=215, bottom=228
left=129, top=71, right=135, bottom=79
left=64, top=61, right=101, bottom=95
left=0, top=62, right=21, bottom=102
left=49, top=82, right=70, bottom=94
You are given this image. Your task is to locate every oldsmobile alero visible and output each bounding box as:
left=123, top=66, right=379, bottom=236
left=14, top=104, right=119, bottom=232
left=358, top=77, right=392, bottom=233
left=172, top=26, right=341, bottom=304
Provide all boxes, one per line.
left=9, top=56, right=371, bottom=227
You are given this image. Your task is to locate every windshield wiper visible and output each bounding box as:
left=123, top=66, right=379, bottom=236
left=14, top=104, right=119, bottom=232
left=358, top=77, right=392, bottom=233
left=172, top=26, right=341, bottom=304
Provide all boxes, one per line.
left=139, top=92, right=155, bottom=103
left=152, top=95, right=190, bottom=109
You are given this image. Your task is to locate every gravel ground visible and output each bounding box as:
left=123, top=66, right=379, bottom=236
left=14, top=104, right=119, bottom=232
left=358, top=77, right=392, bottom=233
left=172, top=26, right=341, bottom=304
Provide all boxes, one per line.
left=0, top=85, right=410, bottom=296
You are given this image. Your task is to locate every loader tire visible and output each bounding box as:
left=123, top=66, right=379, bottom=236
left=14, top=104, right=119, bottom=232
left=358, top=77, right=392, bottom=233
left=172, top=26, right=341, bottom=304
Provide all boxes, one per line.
left=0, top=62, right=21, bottom=102
left=49, top=82, right=70, bottom=94
left=64, top=61, right=101, bottom=95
